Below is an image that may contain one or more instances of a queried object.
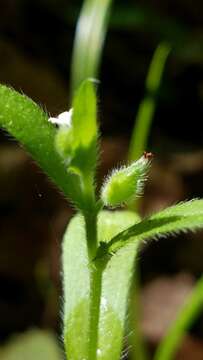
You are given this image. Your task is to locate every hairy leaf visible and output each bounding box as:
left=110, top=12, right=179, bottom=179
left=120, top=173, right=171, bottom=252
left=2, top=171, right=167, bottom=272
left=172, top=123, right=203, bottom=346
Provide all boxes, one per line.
left=0, top=85, right=82, bottom=205
left=97, top=211, right=140, bottom=360
left=98, top=200, right=203, bottom=255
left=62, top=210, right=140, bottom=360
left=62, top=214, right=90, bottom=360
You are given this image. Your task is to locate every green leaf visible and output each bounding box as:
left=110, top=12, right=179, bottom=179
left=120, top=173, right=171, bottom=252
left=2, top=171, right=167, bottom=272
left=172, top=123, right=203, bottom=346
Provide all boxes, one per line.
left=97, top=211, right=140, bottom=360
left=71, top=0, right=113, bottom=93
left=0, top=84, right=82, bottom=205
left=98, top=200, right=203, bottom=255
left=72, top=80, right=97, bottom=148
left=71, top=80, right=98, bottom=175
left=55, top=80, right=98, bottom=178
left=62, top=214, right=90, bottom=360
left=62, top=210, right=140, bottom=360
left=0, top=330, right=62, bottom=360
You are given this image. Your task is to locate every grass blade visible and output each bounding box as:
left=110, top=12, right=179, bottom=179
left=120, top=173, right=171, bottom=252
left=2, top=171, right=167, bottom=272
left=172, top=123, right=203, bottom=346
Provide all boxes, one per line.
left=70, top=0, right=113, bottom=93
left=128, top=43, right=171, bottom=161
left=154, top=276, right=203, bottom=360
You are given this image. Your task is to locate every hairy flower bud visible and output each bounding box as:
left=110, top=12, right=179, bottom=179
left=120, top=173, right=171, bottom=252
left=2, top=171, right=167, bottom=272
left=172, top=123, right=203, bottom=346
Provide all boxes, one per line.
left=101, top=154, right=152, bottom=207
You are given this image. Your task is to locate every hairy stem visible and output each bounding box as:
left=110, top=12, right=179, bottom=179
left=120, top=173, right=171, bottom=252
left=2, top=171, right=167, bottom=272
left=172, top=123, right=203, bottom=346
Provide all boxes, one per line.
left=88, top=262, right=103, bottom=360
left=85, top=212, right=98, bottom=263
left=85, top=210, right=102, bottom=360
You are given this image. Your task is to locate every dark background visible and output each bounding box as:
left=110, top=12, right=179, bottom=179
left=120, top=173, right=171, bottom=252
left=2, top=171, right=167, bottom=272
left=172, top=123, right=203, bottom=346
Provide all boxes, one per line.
left=0, top=0, right=203, bottom=357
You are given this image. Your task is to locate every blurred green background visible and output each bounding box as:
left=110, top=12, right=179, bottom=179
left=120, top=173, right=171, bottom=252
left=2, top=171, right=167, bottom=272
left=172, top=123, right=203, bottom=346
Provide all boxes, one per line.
left=0, top=0, right=203, bottom=358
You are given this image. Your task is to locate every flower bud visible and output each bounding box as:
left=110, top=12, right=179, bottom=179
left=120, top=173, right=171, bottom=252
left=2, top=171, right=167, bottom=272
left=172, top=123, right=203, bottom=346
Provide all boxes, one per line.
left=101, top=155, right=151, bottom=207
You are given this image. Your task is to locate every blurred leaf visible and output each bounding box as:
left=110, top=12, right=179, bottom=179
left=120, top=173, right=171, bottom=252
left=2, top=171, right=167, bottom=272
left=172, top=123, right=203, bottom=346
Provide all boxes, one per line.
left=62, top=3, right=187, bottom=43
left=128, top=42, right=171, bottom=161
left=154, top=275, right=203, bottom=360
left=0, top=330, right=62, bottom=360
left=0, top=85, right=82, bottom=205
left=41, top=1, right=203, bottom=63
left=71, top=0, right=113, bottom=93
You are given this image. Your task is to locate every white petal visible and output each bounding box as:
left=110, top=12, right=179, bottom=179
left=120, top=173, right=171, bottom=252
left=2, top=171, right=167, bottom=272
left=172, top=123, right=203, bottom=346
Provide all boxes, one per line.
left=48, top=109, right=73, bottom=127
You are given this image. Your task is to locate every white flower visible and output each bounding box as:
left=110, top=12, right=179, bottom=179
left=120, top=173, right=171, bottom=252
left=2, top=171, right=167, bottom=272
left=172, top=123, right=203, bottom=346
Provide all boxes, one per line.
left=48, top=109, right=73, bottom=127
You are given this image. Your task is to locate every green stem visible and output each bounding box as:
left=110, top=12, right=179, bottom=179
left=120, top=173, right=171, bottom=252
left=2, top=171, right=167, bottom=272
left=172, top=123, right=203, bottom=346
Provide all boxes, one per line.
left=85, top=211, right=103, bottom=360
left=154, top=275, right=203, bottom=360
left=82, top=173, right=97, bottom=215
left=80, top=166, right=103, bottom=360
left=88, top=263, right=103, bottom=360
left=85, top=211, right=98, bottom=262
